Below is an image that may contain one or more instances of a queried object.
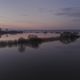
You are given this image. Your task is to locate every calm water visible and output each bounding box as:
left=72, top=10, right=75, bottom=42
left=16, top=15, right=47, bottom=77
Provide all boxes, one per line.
left=0, top=33, right=80, bottom=79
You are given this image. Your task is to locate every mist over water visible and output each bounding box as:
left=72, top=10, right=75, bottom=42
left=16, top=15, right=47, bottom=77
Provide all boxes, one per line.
left=0, top=32, right=80, bottom=79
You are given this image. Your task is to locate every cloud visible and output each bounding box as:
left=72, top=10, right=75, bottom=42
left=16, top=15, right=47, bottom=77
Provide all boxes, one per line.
left=21, top=14, right=28, bottom=17
left=0, top=16, right=6, bottom=18
left=56, top=7, right=80, bottom=18
left=38, top=8, right=54, bottom=14
left=73, top=19, right=80, bottom=22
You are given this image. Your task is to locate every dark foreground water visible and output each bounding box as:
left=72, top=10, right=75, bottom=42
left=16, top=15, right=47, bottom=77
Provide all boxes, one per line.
left=0, top=33, right=80, bottom=79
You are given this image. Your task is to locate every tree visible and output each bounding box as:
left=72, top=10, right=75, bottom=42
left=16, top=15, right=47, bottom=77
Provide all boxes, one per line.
left=0, top=28, right=2, bottom=32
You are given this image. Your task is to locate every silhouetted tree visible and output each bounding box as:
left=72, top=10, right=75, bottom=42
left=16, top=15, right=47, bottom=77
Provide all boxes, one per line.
left=0, top=28, right=2, bottom=32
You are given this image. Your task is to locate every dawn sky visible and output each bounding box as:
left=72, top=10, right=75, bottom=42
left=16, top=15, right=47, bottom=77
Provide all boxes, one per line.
left=0, top=0, right=80, bottom=29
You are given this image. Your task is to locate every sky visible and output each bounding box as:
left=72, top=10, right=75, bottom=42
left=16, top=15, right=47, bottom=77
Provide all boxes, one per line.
left=0, top=0, right=80, bottom=30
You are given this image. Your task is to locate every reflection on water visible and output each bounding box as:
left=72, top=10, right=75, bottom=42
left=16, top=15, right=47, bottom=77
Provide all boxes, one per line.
left=0, top=32, right=80, bottom=79
left=0, top=32, right=79, bottom=52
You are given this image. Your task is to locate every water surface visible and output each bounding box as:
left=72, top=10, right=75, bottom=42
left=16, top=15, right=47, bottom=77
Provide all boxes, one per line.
left=0, top=33, right=80, bottom=79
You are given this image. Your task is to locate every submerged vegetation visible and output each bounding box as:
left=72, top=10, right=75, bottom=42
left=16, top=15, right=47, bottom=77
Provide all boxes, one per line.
left=0, top=32, right=79, bottom=52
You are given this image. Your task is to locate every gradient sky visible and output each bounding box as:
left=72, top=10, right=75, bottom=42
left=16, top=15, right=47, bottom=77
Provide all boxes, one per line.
left=0, top=0, right=80, bottom=29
